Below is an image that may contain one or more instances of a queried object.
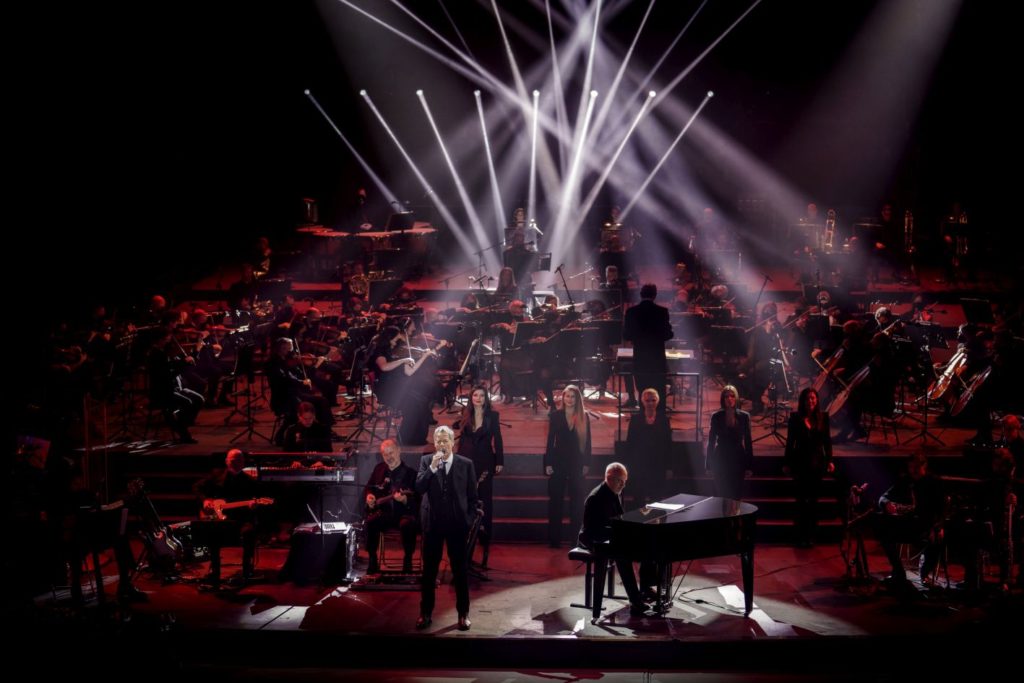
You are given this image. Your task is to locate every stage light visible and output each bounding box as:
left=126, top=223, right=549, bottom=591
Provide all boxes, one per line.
left=590, top=90, right=598, bottom=98
left=416, top=89, right=424, bottom=96
left=649, top=91, right=657, bottom=98
left=303, top=89, right=310, bottom=96
left=359, top=89, right=367, bottom=96
left=533, top=89, right=540, bottom=97
left=474, top=90, right=481, bottom=97
left=708, top=90, right=714, bottom=98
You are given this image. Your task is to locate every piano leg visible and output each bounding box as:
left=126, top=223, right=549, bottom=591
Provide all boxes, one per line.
left=741, top=549, right=754, bottom=616
left=654, top=562, right=672, bottom=614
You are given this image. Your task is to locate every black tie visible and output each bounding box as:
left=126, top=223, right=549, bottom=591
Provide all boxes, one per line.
left=438, top=460, right=448, bottom=492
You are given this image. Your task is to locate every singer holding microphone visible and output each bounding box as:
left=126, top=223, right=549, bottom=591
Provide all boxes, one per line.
left=415, top=425, right=479, bottom=631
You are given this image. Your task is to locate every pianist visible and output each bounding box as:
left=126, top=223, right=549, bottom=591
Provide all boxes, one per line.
left=283, top=401, right=332, bottom=453
left=364, top=439, right=419, bottom=575
left=578, top=462, right=650, bottom=620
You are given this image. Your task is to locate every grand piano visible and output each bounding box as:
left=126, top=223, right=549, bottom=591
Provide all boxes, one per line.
left=610, top=492, right=758, bottom=615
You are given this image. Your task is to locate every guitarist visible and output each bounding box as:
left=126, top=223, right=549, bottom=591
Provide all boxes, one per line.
left=875, top=451, right=945, bottom=590
left=363, top=438, right=419, bottom=574
left=192, top=449, right=261, bottom=589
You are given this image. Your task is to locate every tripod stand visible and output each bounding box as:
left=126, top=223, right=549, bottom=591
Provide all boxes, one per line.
left=904, top=391, right=944, bottom=446
left=345, top=368, right=383, bottom=445
left=753, top=359, right=788, bottom=445
left=229, top=383, right=273, bottom=443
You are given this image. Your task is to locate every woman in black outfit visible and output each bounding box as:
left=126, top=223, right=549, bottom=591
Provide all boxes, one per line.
left=784, top=387, right=834, bottom=547
left=456, top=385, right=504, bottom=566
left=625, top=388, right=673, bottom=508
left=369, top=326, right=436, bottom=445
left=544, top=384, right=591, bottom=547
left=705, top=385, right=753, bottom=501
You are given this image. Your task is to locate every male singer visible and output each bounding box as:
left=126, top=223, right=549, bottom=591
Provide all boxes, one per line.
left=415, top=425, right=479, bottom=631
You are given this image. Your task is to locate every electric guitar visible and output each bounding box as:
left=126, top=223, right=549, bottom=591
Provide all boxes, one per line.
left=365, top=488, right=414, bottom=521
left=127, top=478, right=183, bottom=560
left=201, top=497, right=275, bottom=521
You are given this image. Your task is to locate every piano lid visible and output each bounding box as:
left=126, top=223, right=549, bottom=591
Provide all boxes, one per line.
left=618, top=492, right=757, bottom=525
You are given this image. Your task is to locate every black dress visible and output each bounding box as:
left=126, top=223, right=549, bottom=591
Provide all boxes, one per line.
left=457, top=410, right=504, bottom=549
left=784, top=411, right=832, bottom=545
left=706, top=409, right=754, bottom=500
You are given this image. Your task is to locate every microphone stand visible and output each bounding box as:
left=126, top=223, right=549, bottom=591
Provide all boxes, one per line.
left=554, top=265, right=575, bottom=311
left=752, top=274, right=771, bottom=314
left=440, top=265, right=481, bottom=310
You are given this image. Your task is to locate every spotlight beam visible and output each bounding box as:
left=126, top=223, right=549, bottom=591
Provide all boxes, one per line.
left=621, top=91, right=713, bottom=223
left=417, top=89, right=497, bottom=272
left=360, top=90, right=477, bottom=259
left=585, top=0, right=656, bottom=151
left=577, top=90, right=656, bottom=235
left=304, top=89, right=399, bottom=207
left=650, top=0, right=763, bottom=114
left=552, top=90, right=598, bottom=261
left=528, top=89, right=539, bottom=229
left=544, top=0, right=569, bottom=174
left=474, top=91, right=506, bottom=241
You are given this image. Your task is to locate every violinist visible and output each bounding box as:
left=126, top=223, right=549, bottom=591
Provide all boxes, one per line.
left=495, top=300, right=532, bottom=404
left=265, top=337, right=333, bottom=440
left=740, top=302, right=783, bottom=415
left=191, top=310, right=234, bottom=407
left=370, top=326, right=437, bottom=446
left=147, top=329, right=204, bottom=443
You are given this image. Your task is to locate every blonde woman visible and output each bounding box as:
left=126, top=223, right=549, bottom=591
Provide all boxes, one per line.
left=544, top=385, right=591, bottom=547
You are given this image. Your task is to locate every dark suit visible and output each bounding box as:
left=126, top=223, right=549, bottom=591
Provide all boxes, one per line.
left=578, top=482, right=644, bottom=619
left=622, top=298, right=674, bottom=399
left=416, top=452, right=479, bottom=618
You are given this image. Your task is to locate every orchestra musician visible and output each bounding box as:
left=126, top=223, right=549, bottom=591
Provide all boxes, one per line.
left=364, top=438, right=419, bottom=575
left=784, top=388, right=834, bottom=547
left=456, top=386, right=504, bottom=567
left=875, top=451, right=945, bottom=591
left=147, top=329, right=203, bottom=444
left=415, top=426, right=478, bottom=631
left=193, top=449, right=261, bottom=589
left=545, top=385, right=591, bottom=547
left=495, top=266, right=518, bottom=298
left=282, top=401, right=332, bottom=453
left=740, top=302, right=783, bottom=415
left=265, top=337, right=333, bottom=442
left=369, top=326, right=437, bottom=446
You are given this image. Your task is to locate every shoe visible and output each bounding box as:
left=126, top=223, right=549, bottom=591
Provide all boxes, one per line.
left=415, top=614, right=432, bottom=630
left=641, top=588, right=659, bottom=603
left=457, top=614, right=471, bottom=631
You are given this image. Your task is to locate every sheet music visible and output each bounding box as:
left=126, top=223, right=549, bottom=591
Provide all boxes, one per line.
left=647, top=502, right=684, bottom=511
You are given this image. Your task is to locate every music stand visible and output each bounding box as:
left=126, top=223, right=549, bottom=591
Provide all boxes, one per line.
left=385, top=211, right=414, bottom=232
left=510, top=321, right=543, bottom=348
left=535, top=252, right=552, bottom=272
left=904, top=324, right=948, bottom=447
left=753, top=359, right=787, bottom=445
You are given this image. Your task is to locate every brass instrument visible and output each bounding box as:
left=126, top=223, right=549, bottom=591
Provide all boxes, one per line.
left=823, top=209, right=837, bottom=251
left=349, top=274, right=369, bottom=297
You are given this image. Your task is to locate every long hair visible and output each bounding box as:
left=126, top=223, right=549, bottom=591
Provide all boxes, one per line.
left=720, top=384, right=739, bottom=409
left=797, top=387, right=822, bottom=428
left=461, top=384, right=492, bottom=433
left=562, top=384, right=588, bottom=451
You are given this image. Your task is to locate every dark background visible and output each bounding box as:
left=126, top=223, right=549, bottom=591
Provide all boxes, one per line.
left=13, top=0, right=1009, bottom=317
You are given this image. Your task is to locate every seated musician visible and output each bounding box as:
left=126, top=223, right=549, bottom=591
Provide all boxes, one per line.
left=193, top=449, right=264, bottom=588
left=495, top=266, right=518, bottom=298
left=265, top=337, right=334, bottom=439
left=364, top=438, right=419, bottom=574
left=283, top=401, right=333, bottom=453
left=578, top=463, right=650, bottom=621
left=875, top=452, right=944, bottom=589
left=369, top=326, right=437, bottom=445
left=598, top=265, right=631, bottom=306
left=964, top=449, right=1021, bottom=592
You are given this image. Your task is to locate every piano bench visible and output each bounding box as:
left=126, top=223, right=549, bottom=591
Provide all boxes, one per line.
left=568, top=546, right=618, bottom=610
